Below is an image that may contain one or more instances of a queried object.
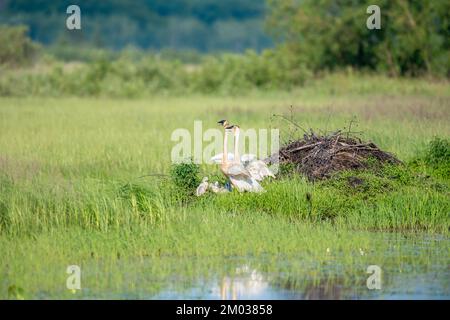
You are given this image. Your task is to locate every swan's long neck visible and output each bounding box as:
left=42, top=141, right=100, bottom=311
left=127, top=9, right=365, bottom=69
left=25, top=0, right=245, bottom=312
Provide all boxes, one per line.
left=234, top=127, right=240, bottom=164
left=222, top=130, right=228, bottom=165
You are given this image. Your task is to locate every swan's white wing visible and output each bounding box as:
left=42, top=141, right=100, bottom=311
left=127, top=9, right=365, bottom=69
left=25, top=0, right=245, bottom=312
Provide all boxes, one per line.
left=229, top=176, right=264, bottom=193
left=227, top=163, right=250, bottom=177
left=248, top=177, right=264, bottom=192
left=246, top=160, right=275, bottom=181
left=260, top=165, right=275, bottom=178
left=227, top=164, right=264, bottom=193
left=229, top=177, right=251, bottom=192
left=246, top=164, right=263, bottom=181
left=254, top=160, right=275, bottom=178
left=240, top=154, right=257, bottom=163
left=210, top=153, right=234, bottom=164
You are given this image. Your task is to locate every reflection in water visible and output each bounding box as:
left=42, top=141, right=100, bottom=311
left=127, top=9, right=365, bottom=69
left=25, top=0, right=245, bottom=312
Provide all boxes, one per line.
left=50, top=233, right=448, bottom=299
left=218, top=265, right=268, bottom=300
left=215, top=267, right=346, bottom=300
left=275, top=276, right=346, bottom=300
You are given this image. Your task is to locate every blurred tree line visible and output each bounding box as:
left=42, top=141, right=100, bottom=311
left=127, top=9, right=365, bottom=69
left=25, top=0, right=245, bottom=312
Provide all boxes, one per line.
left=267, top=0, right=449, bottom=76
left=0, top=25, right=40, bottom=66
left=0, top=0, right=272, bottom=52
left=0, top=49, right=311, bottom=97
left=0, top=0, right=449, bottom=97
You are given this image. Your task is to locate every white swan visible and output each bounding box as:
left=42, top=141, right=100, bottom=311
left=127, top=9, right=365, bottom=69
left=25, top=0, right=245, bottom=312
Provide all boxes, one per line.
left=233, top=126, right=275, bottom=181
left=210, top=153, right=256, bottom=164
left=217, top=120, right=263, bottom=193
left=195, top=177, right=209, bottom=196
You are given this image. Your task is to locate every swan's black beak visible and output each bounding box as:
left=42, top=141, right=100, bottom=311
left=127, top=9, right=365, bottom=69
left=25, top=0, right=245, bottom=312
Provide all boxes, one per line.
left=217, top=119, right=227, bottom=126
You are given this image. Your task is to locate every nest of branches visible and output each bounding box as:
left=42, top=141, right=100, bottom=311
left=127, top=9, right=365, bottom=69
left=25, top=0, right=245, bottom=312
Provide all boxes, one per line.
left=267, top=130, right=401, bottom=181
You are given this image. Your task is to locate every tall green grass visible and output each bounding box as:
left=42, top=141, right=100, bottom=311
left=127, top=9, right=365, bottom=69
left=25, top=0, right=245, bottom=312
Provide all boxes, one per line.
left=0, top=81, right=447, bottom=235
left=0, top=76, right=449, bottom=236
left=1, top=211, right=448, bottom=299
left=0, top=75, right=449, bottom=298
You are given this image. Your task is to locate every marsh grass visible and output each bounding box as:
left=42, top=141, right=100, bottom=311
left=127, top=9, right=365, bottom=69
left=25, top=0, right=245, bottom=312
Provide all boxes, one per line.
left=0, top=75, right=449, bottom=298
left=1, top=220, right=448, bottom=299
left=0, top=76, right=448, bottom=235
left=1, top=157, right=447, bottom=236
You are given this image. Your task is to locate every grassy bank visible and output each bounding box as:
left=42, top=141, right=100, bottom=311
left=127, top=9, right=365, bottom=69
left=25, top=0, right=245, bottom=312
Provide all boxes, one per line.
left=0, top=75, right=449, bottom=233
left=0, top=75, right=449, bottom=298
left=2, top=218, right=448, bottom=299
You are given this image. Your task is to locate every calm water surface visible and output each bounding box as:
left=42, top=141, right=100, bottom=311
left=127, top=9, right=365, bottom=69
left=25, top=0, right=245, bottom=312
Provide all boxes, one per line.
left=25, top=233, right=450, bottom=299
left=111, top=234, right=449, bottom=299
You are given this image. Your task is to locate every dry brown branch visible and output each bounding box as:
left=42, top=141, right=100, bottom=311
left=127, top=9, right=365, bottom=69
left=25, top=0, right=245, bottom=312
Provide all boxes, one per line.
left=265, top=128, right=401, bottom=180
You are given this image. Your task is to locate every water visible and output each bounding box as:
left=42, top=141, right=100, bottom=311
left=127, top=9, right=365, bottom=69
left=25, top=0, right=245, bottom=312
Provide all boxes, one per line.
left=152, top=263, right=449, bottom=300
left=95, top=234, right=449, bottom=300
left=11, top=233, right=450, bottom=299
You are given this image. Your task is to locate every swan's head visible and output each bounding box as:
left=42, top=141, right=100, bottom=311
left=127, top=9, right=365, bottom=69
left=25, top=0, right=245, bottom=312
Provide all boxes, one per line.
left=217, top=119, right=229, bottom=127
left=225, top=125, right=235, bottom=133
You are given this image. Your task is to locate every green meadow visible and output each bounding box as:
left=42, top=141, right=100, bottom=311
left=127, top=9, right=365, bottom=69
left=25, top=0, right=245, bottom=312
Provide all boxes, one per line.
left=0, top=74, right=449, bottom=299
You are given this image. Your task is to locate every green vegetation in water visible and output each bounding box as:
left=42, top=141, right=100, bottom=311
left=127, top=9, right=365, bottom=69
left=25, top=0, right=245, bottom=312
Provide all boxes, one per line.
left=0, top=77, right=449, bottom=298
left=1, top=216, right=448, bottom=299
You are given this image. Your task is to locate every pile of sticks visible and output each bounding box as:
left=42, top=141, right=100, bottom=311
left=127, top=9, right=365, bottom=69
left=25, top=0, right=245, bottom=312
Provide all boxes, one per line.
left=270, top=130, right=401, bottom=180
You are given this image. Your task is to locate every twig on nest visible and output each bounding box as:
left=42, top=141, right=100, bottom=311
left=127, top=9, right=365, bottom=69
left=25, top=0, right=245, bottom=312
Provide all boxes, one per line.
left=265, top=128, right=401, bottom=180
